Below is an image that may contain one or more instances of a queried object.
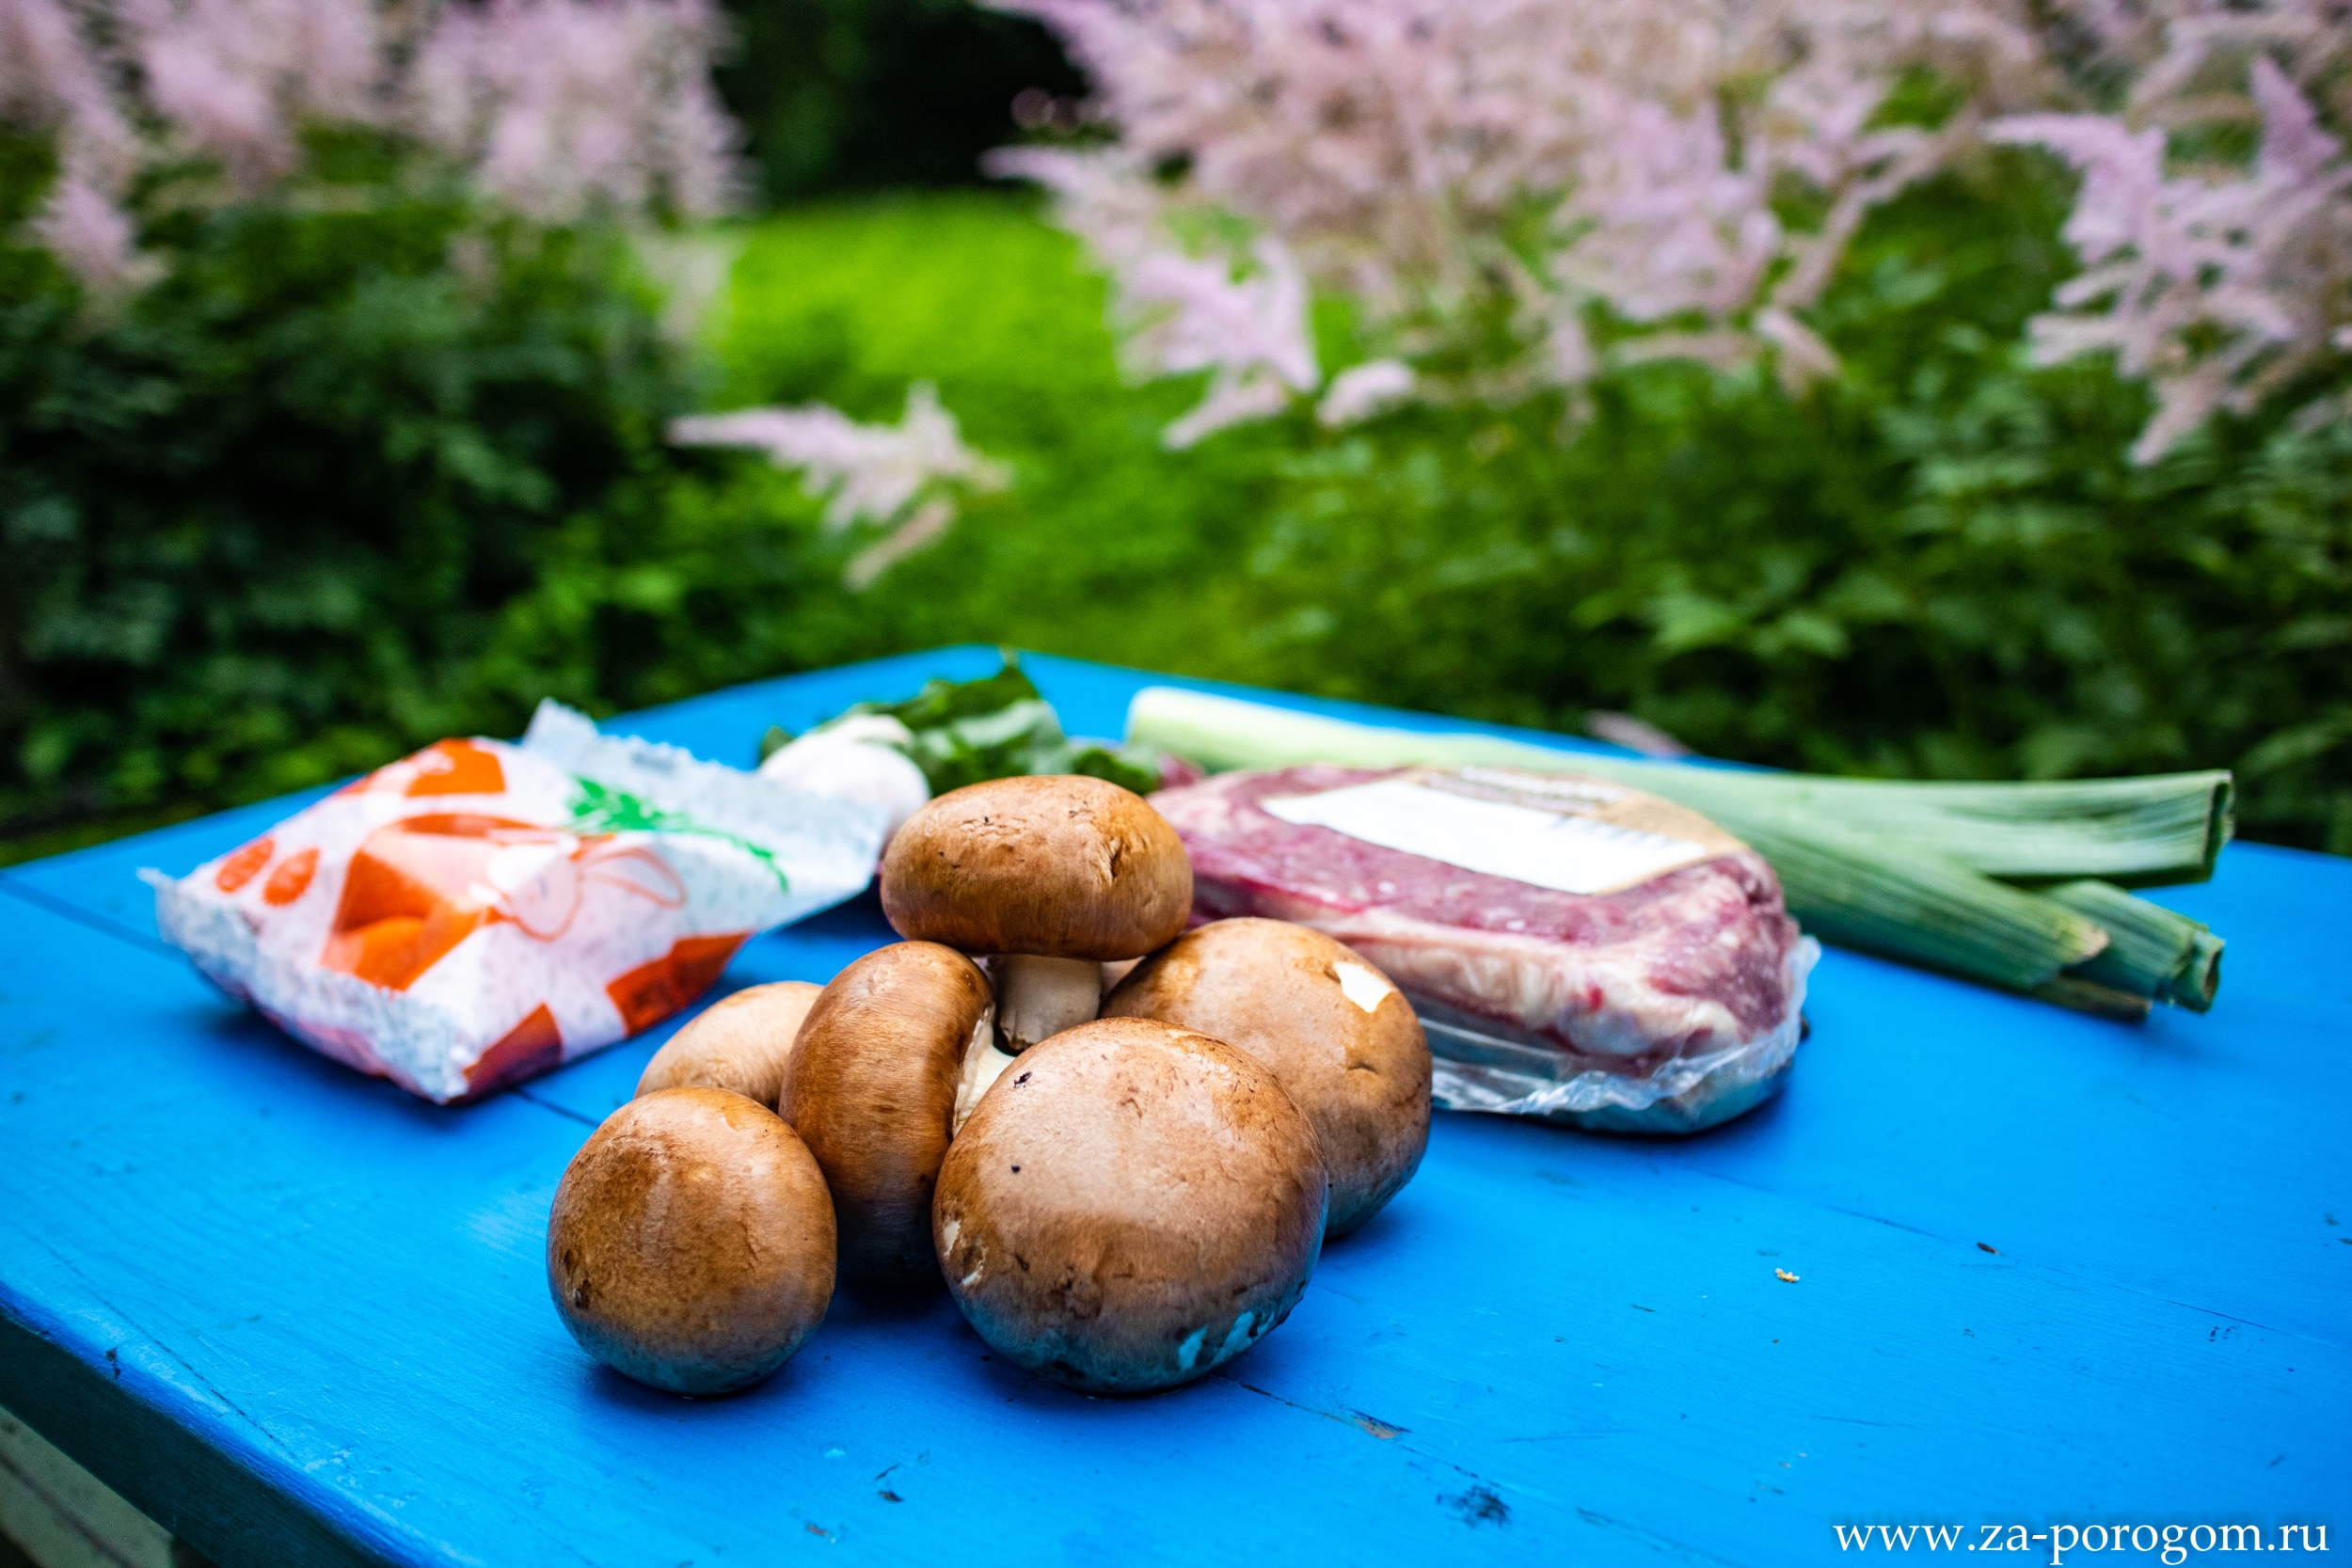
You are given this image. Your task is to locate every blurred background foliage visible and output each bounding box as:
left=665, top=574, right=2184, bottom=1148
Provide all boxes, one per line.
left=1, top=0, right=2346, bottom=863
left=711, top=0, right=1081, bottom=201
left=0, top=145, right=696, bottom=857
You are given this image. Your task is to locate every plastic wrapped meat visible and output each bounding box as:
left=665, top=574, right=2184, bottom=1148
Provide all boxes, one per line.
left=1148, top=765, right=1818, bottom=1132
left=147, top=702, right=885, bottom=1103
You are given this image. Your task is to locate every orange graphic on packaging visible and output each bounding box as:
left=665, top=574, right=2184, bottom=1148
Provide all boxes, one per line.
left=607, top=934, right=750, bottom=1034
left=319, top=814, right=693, bottom=993
left=336, top=738, right=509, bottom=800
left=463, top=1004, right=565, bottom=1099
left=320, top=815, right=526, bottom=990
left=405, top=739, right=506, bottom=797
left=262, top=847, right=319, bottom=906
left=215, top=838, right=274, bottom=893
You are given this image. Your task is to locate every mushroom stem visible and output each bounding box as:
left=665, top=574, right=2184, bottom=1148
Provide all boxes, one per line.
left=992, top=955, right=1104, bottom=1053
left=954, top=1005, right=1014, bottom=1134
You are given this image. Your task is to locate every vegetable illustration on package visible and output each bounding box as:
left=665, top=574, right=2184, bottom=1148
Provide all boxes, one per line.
left=147, top=703, right=886, bottom=1104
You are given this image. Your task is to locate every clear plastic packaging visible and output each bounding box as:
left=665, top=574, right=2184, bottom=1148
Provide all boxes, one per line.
left=1150, top=763, right=1820, bottom=1136
left=1413, top=939, right=1819, bottom=1133
left=147, top=702, right=885, bottom=1103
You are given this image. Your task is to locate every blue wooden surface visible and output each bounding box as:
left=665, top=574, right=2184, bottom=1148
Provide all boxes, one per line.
left=2, top=647, right=2344, bottom=1567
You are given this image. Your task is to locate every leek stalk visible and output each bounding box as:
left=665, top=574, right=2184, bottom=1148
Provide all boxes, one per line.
left=2040, top=879, right=2221, bottom=1012
left=1125, top=689, right=2231, bottom=883
left=1124, top=687, right=2230, bottom=1014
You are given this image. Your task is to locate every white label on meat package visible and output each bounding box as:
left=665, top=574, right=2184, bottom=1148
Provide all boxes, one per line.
left=1262, top=777, right=1715, bottom=895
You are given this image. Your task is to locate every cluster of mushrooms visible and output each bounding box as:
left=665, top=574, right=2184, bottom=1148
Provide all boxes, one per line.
left=546, top=774, right=1433, bottom=1398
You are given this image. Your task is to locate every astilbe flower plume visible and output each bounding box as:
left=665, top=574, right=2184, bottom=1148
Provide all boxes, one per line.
left=986, top=144, right=1320, bottom=446
left=1994, top=2, right=2352, bottom=459
left=994, top=0, right=2045, bottom=440
left=1996, top=59, right=2351, bottom=458
left=0, top=0, right=740, bottom=291
left=131, top=0, right=383, bottom=191
left=2, top=0, right=147, bottom=288
left=2062, top=0, right=2352, bottom=129
left=409, top=0, right=739, bottom=224
left=999, top=0, right=2350, bottom=459
left=668, top=385, right=1012, bottom=587
left=1316, top=358, right=1416, bottom=427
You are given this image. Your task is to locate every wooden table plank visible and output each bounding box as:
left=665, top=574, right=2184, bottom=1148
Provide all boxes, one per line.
left=2, top=649, right=2344, bottom=1566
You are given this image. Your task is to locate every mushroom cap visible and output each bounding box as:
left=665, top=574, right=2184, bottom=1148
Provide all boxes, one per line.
left=635, top=980, right=822, bottom=1108
left=780, top=942, right=993, bottom=1281
left=1104, top=919, right=1431, bottom=1239
left=547, top=1087, right=834, bottom=1395
left=933, top=1016, right=1327, bottom=1395
left=880, top=775, right=1192, bottom=960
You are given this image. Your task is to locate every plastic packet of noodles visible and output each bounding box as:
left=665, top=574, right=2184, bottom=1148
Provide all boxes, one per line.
left=145, top=701, right=887, bottom=1104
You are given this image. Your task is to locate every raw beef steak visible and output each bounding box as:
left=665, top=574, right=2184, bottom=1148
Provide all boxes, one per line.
left=1147, top=765, right=1816, bottom=1132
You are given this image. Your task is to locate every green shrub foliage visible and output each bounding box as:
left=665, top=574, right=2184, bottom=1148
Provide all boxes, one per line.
left=714, top=0, right=1083, bottom=202
left=3, top=172, right=2345, bottom=861
left=1225, top=165, right=2352, bottom=853
left=658, top=175, right=2349, bottom=854
left=0, top=138, right=709, bottom=848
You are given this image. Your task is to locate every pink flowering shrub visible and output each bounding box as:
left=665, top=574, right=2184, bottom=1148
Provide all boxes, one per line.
left=2, top=0, right=148, bottom=288
left=0, top=0, right=739, bottom=289
left=410, top=0, right=739, bottom=223
left=134, top=0, right=382, bottom=191
left=984, top=145, right=1321, bottom=444
left=1994, top=43, right=2352, bottom=459
left=670, top=384, right=1012, bottom=585
left=0, top=0, right=762, bottom=847
left=995, top=0, right=2351, bottom=460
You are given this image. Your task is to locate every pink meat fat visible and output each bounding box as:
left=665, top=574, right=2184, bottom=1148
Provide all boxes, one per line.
left=1149, top=766, right=1804, bottom=1063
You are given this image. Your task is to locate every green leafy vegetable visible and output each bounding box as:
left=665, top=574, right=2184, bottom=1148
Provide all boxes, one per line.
left=865, top=656, right=1052, bottom=732
left=790, top=652, right=1165, bottom=797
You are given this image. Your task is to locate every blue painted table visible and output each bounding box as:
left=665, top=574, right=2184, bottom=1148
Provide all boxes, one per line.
left=3, top=648, right=2344, bottom=1567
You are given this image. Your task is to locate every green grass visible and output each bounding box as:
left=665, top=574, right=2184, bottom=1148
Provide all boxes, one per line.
left=691, top=187, right=2350, bottom=854
left=702, top=192, right=1303, bottom=686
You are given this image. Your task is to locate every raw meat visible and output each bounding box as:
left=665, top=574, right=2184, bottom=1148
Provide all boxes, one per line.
left=1148, top=765, right=1817, bottom=1132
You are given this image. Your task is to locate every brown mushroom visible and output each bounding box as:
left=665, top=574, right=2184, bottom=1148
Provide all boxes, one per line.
left=779, top=942, right=996, bottom=1281
left=1104, top=919, right=1431, bottom=1240
left=932, top=1016, right=1327, bottom=1395
left=880, top=775, right=1191, bottom=1053
left=635, top=980, right=822, bottom=1108
left=547, top=1087, right=834, bottom=1395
